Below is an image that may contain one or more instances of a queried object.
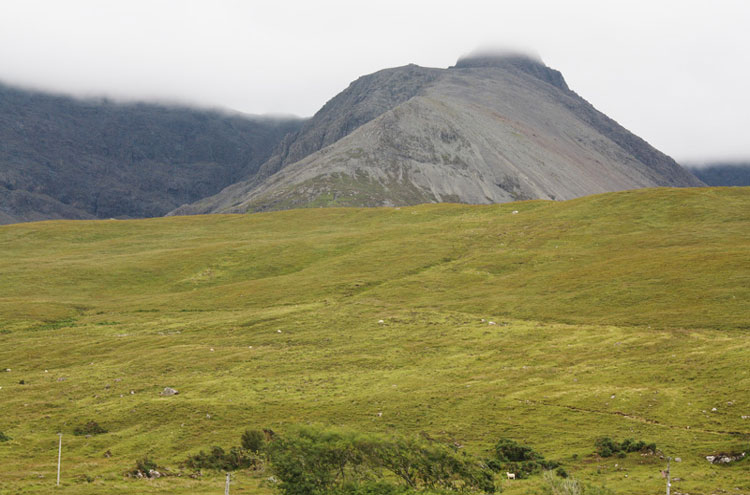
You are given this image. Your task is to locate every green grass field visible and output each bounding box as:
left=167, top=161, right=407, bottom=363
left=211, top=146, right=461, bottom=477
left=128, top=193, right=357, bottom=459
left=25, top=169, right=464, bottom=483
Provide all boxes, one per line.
left=0, top=187, right=748, bottom=494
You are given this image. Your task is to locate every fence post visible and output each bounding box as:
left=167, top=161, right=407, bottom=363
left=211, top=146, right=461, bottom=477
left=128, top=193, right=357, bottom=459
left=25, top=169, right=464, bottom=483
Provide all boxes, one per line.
left=56, top=433, right=62, bottom=487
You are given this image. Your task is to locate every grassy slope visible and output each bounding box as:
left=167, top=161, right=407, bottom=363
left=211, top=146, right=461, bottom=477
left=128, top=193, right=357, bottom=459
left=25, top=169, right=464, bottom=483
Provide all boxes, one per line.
left=0, top=187, right=748, bottom=494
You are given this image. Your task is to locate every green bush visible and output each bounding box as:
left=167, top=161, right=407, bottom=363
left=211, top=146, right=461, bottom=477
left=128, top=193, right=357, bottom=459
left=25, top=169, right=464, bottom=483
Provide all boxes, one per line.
left=136, top=457, right=157, bottom=473
left=333, top=481, right=410, bottom=495
left=128, top=456, right=161, bottom=478
left=267, top=425, right=495, bottom=495
left=594, top=437, right=655, bottom=457
left=73, top=420, right=107, bottom=436
left=185, top=445, right=261, bottom=471
left=241, top=429, right=266, bottom=453
left=0, top=431, right=10, bottom=442
left=494, top=437, right=539, bottom=462
left=489, top=437, right=560, bottom=479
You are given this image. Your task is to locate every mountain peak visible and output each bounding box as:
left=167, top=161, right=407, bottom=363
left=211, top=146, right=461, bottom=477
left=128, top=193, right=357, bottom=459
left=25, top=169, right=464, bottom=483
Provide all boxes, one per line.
left=450, top=49, right=569, bottom=91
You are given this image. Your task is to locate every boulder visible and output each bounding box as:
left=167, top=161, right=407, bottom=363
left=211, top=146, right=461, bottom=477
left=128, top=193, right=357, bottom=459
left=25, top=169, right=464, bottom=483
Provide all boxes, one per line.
left=160, top=387, right=179, bottom=396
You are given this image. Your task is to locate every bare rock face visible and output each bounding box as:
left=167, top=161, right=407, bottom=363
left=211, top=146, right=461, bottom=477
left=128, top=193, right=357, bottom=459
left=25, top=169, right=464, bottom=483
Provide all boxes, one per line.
left=177, top=52, right=702, bottom=214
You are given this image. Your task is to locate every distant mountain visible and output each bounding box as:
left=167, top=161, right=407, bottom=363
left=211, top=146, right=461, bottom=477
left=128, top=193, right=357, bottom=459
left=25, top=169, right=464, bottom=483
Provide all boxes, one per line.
left=172, top=53, right=703, bottom=215
left=0, top=82, right=303, bottom=224
left=686, top=162, right=750, bottom=186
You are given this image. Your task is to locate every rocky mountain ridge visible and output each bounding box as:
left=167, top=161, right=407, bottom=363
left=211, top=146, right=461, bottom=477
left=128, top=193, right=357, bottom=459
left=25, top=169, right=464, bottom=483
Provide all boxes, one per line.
left=172, top=53, right=703, bottom=214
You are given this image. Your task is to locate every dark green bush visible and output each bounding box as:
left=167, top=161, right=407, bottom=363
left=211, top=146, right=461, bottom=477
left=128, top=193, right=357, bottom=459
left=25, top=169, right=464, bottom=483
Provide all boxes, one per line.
left=595, top=437, right=655, bottom=457
left=136, top=457, right=157, bottom=473
left=185, top=445, right=261, bottom=471
left=128, top=456, right=160, bottom=477
left=0, top=431, right=10, bottom=442
left=333, top=481, right=410, bottom=495
left=267, top=426, right=495, bottom=495
left=555, top=467, right=568, bottom=478
left=489, top=437, right=560, bottom=479
left=73, top=420, right=107, bottom=436
left=241, top=429, right=266, bottom=453
left=494, top=437, right=539, bottom=462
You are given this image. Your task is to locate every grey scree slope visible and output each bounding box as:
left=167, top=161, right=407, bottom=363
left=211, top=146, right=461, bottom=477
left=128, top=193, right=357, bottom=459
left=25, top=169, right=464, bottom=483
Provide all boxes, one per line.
left=170, top=54, right=703, bottom=214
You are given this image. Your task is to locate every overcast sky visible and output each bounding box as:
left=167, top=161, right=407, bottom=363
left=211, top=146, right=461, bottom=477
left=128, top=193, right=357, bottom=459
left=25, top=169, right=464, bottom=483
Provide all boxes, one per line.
left=1, top=0, right=748, bottom=163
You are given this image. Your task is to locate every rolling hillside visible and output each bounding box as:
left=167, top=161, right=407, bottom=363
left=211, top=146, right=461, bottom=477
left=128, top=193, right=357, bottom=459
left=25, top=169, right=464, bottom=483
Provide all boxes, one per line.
left=0, top=187, right=748, bottom=494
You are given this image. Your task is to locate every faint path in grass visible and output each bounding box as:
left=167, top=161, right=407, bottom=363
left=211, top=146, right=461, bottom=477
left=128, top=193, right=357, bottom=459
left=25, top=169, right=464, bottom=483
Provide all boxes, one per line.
left=520, top=399, right=750, bottom=437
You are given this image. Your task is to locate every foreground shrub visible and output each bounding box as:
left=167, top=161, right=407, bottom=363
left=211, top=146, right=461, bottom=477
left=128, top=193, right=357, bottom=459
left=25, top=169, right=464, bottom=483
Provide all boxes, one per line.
left=488, top=438, right=560, bottom=479
left=128, top=456, right=166, bottom=478
left=594, top=437, right=655, bottom=458
left=333, top=481, right=411, bottom=495
left=267, top=425, right=495, bottom=495
left=73, top=420, right=107, bottom=436
left=185, top=445, right=262, bottom=471
left=494, top=437, right=540, bottom=463
left=0, top=431, right=10, bottom=442
left=242, top=429, right=267, bottom=453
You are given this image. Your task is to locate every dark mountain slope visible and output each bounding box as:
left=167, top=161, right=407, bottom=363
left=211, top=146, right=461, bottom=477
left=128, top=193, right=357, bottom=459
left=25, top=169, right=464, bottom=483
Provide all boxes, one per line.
left=0, top=82, right=303, bottom=223
left=174, top=54, right=702, bottom=214
left=687, top=162, right=750, bottom=186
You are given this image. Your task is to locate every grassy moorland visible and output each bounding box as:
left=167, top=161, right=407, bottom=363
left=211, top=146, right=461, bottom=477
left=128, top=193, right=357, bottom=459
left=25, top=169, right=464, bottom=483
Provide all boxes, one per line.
left=0, top=187, right=748, bottom=494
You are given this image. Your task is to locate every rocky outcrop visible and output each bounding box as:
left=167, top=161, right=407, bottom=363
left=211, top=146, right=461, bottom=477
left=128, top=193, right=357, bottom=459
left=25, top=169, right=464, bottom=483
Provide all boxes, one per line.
left=706, top=452, right=746, bottom=464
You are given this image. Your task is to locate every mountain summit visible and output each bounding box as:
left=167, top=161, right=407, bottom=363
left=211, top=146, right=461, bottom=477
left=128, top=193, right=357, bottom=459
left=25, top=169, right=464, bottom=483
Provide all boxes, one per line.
left=172, top=52, right=702, bottom=214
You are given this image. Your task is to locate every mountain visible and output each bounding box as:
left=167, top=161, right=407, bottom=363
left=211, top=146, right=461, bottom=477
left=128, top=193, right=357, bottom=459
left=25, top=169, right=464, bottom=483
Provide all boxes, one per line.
left=0, top=82, right=303, bottom=224
left=171, top=53, right=703, bottom=215
left=686, top=161, right=750, bottom=186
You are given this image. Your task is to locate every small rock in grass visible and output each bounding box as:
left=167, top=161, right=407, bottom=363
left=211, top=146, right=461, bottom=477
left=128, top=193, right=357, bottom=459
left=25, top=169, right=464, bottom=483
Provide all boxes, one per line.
left=160, top=387, right=178, bottom=396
